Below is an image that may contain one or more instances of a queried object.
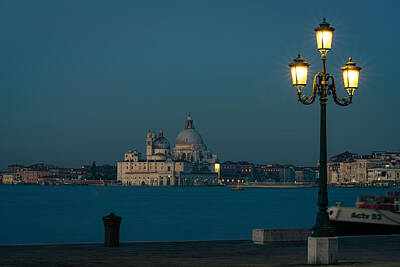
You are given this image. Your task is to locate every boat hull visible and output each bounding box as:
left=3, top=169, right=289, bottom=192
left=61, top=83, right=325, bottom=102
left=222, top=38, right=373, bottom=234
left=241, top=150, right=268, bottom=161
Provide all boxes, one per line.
left=330, top=219, right=400, bottom=236
left=328, top=206, right=400, bottom=236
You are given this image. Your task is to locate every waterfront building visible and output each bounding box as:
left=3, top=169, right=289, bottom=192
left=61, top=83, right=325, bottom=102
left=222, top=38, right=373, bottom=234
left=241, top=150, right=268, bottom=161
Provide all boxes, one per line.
left=117, top=115, right=218, bottom=186
left=281, top=165, right=297, bottom=183
left=327, top=151, right=400, bottom=184
left=1, top=163, right=116, bottom=184
left=2, top=164, right=50, bottom=184
left=253, top=164, right=296, bottom=183
left=327, top=162, right=341, bottom=184
left=219, top=161, right=255, bottom=184
left=372, top=151, right=400, bottom=163
left=367, top=168, right=400, bottom=183
left=2, top=173, right=18, bottom=184
left=260, top=164, right=281, bottom=180
left=295, top=167, right=318, bottom=183
left=338, top=158, right=382, bottom=184
left=81, top=162, right=117, bottom=180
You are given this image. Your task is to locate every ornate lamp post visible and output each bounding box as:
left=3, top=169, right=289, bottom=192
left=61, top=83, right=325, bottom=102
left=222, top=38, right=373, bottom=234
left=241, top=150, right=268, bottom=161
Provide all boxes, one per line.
left=289, top=18, right=361, bottom=238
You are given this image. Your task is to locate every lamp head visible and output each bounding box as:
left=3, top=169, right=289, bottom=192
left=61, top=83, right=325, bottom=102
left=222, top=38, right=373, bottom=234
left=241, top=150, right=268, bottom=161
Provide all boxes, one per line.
left=315, top=18, right=335, bottom=55
left=289, top=54, right=310, bottom=92
left=341, top=57, right=362, bottom=97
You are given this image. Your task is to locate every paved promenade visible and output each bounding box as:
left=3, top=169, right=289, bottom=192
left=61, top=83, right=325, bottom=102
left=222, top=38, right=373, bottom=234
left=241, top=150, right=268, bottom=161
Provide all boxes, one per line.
left=1, top=235, right=400, bottom=266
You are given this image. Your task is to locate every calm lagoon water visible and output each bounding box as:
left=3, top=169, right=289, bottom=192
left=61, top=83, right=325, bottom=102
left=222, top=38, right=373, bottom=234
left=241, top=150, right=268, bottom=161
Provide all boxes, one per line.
left=0, top=185, right=391, bottom=244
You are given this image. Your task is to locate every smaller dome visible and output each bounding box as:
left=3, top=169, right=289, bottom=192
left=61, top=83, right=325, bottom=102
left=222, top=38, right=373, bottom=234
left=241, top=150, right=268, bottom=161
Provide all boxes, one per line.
left=153, top=136, right=170, bottom=149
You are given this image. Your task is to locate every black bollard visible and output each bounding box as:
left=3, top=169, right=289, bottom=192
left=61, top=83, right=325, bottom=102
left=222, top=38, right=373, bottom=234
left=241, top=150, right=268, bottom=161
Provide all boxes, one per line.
left=102, top=212, right=122, bottom=247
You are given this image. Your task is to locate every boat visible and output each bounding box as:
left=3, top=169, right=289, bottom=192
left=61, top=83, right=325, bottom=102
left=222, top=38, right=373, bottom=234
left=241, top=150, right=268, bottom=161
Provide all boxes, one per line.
left=231, top=187, right=244, bottom=191
left=328, top=191, right=400, bottom=236
left=231, top=181, right=244, bottom=191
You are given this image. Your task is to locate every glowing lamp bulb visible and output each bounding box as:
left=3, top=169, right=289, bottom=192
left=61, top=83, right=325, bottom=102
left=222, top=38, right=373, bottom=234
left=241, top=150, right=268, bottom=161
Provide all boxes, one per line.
left=341, top=57, right=361, bottom=97
left=289, top=54, right=310, bottom=91
left=315, top=18, right=335, bottom=53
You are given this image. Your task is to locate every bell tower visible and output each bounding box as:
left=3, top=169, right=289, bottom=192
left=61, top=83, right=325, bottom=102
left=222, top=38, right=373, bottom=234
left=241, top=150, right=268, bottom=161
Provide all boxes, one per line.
left=146, top=129, right=153, bottom=158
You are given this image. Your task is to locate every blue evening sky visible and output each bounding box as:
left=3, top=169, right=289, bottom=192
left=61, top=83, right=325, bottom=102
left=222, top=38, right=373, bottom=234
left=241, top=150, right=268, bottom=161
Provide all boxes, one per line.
left=0, top=0, right=398, bottom=169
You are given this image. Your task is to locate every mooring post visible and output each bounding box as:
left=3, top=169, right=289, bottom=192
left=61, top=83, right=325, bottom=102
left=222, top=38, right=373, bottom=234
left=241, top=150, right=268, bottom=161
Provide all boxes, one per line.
left=102, top=212, right=122, bottom=247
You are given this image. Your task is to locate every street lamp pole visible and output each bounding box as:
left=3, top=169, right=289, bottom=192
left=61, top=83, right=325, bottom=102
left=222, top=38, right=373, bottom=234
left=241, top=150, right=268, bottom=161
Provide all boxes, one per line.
left=289, top=19, right=361, bottom=237
left=315, top=54, right=331, bottom=237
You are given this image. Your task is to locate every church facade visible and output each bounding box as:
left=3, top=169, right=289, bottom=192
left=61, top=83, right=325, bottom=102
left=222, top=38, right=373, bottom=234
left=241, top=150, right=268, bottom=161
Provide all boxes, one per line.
left=117, top=115, right=218, bottom=186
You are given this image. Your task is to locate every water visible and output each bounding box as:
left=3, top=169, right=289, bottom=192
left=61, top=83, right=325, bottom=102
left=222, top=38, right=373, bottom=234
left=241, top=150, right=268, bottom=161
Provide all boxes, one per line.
left=0, top=185, right=391, bottom=244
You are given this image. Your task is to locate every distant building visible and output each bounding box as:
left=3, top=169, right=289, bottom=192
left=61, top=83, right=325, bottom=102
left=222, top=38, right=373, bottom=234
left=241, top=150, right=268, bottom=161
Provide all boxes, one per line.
left=2, top=164, right=51, bottom=184
left=81, top=162, right=117, bottom=180
left=2, top=173, right=17, bottom=184
left=280, top=166, right=296, bottom=183
left=261, top=164, right=281, bottom=180
left=1, top=163, right=115, bottom=184
left=367, top=168, right=400, bottom=182
left=327, top=162, right=341, bottom=184
left=338, top=159, right=382, bottom=184
left=253, top=164, right=295, bottom=183
left=295, top=167, right=318, bottom=183
left=219, top=161, right=255, bottom=184
left=327, top=151, right=400, bottom=184
left=117, top=115, right=218, bottom=186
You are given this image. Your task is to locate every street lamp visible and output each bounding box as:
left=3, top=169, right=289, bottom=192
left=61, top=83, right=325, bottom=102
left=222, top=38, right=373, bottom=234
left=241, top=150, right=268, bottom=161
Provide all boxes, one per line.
left=289, top=18, right=361, bottom=237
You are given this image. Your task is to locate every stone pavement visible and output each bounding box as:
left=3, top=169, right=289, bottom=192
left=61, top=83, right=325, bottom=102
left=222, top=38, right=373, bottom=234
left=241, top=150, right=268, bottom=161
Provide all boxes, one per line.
left=1, top=235, right=400, bottom=266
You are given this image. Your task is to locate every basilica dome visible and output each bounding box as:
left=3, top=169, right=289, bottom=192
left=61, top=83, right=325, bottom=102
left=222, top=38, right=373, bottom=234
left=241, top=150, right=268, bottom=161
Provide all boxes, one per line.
left=175, top=115, right=205, bottom=146
left=174, top=114, right=216, bottom=164
left=175, top=128, right=204, bottom=145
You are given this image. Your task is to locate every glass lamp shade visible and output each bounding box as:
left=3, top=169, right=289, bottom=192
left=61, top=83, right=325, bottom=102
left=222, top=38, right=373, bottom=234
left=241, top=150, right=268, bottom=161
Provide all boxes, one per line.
left=289, top=54, right=310, bottom=87
left=341, top=57, right=361, bottom=96
left=315, top=18, right=335, bottom=51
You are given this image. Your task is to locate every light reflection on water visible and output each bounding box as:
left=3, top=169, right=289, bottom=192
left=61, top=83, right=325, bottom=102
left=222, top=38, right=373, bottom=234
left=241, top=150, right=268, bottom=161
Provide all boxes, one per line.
left=0, top=185, right=391, bottom=244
